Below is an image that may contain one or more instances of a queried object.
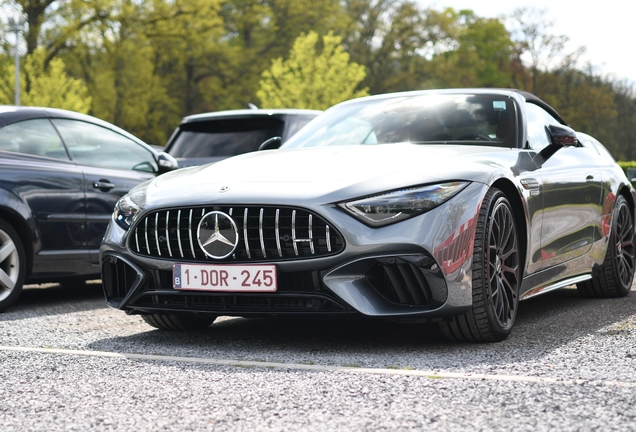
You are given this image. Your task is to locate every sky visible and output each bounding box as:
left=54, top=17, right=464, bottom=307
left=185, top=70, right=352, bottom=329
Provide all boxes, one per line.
left=425, top=0, right=636, bottom=84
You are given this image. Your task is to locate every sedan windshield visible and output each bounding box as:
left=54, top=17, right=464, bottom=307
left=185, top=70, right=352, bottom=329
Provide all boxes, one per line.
left=282, top=94, right=517, bottom=149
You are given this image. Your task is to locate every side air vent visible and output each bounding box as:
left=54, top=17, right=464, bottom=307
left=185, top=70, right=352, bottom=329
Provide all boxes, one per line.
left=101, top=256, right=144, bottom=304
left=366, top=260, right=436, bottom=307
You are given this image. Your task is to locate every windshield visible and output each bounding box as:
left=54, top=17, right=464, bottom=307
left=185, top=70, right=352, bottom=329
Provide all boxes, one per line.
left=282, top=94, right=517, bottom=149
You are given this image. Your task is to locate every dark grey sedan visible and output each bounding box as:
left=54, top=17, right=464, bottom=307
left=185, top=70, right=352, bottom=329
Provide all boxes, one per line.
left=100, top=89, right=635, bottom=342
left=0, top=106, right=177, bottom=311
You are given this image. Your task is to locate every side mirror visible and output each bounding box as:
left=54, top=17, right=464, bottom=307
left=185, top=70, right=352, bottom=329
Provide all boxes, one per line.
left=545, top=124, right=579, bottom=147
left=259, top=136, right=282, bottom=151
left=627, top=168, right=636, bottom=183
left=157, top=152, right=178, bottom=174
left=538, top=124, right=579, bottom=161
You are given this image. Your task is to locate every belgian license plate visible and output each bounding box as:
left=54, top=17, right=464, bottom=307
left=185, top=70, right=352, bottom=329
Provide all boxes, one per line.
left=173, top=264, right=277, bottom=292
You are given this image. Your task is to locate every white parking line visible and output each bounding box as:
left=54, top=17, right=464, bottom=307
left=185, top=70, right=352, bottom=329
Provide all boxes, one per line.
left=2, top=344, right=635, bottom=388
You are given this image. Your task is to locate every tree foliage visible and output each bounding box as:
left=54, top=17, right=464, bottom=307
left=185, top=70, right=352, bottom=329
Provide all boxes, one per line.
left=0, top=47, right=91, bottom=112
left=0, top=0, right=633, bottom=157
left=257, top=31, right=368, bottom=110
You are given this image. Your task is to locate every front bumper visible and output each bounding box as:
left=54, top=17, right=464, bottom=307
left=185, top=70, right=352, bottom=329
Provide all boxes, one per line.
left=101, top=251, right=457, bottom=319
left=100, top=182, right=488, bottom=319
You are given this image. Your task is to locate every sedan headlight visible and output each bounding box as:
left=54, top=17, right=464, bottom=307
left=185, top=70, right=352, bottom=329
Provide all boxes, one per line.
left=340, top=181, right=469, bottom=227
left=114, top=182, right=150, bottom=230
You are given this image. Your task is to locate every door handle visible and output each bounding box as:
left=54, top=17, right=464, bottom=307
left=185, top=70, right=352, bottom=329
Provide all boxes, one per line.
left=93, top=180, right=115, bottom=191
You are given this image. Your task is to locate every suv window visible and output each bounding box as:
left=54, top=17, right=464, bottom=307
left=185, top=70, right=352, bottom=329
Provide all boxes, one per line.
left=0, top=119, right=69, bottom=159
left=52, top=119, right=158, bottom=172
left=168, top=117, right=285, bottom=158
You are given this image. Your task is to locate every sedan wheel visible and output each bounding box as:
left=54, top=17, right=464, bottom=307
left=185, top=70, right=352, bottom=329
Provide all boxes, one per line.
left=0, top=218, right=26, bottom=312
left=440, top=188, right=520, bottom=342
left=577, top=195, right=635, bottom=297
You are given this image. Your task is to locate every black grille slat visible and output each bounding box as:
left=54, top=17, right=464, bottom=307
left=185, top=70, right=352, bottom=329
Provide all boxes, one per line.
left=398, top=263, right=426, bottom=305
left=130, top=293, right=349, bottom=313
left=131, top=206, right=344, bottom=262
left=102, top=257, right=142, bottom=303
left=366, top=260, right=435, bottom=307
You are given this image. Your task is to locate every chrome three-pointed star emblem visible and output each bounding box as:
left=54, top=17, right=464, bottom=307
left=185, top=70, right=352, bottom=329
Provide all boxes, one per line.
left=197, top=211, right=239, bottom=259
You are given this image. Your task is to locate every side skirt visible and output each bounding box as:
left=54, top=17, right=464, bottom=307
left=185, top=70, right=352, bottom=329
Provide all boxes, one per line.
left=520, top=274, right=592, bottom=300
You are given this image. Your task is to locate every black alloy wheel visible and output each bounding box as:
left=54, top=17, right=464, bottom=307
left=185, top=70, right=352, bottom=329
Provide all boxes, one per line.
left=486, top=195, right=520, bottom=330
left=612, top=198, right=635, bottom=291
left=578, top=195, right=635, bottom=297
left=440, top=188, right=520, bottom=342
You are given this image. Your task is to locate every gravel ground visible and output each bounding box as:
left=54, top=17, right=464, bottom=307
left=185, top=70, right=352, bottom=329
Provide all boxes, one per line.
left=1, top=282, right=635, bottom=431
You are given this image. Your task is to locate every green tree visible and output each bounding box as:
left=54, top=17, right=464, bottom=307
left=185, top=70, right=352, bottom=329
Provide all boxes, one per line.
left=257, top=31, right=368, bottom=109
left=0, top=47, right=90, bottom=112
left=210, top=0, right=345, bottom=110
left=507, top=7, right=585, bottom=93
left=424, top=9, right=515, bottom=88
left=340, top=1, right=431, bottom=94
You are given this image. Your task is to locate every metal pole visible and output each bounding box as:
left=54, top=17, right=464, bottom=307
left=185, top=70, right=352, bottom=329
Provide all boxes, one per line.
left=14, top=32, right=20, bottom=106
left=7, top=16, right=26, bottom=106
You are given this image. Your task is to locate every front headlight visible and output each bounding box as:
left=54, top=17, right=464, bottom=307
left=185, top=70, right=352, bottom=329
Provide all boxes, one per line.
left=339, top=181, right=469, bottom=227
left=114, top=182, right=150, bottom=230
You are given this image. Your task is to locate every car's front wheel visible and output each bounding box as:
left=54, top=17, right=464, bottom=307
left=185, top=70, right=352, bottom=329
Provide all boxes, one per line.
left=141, top=314, right=218, bottom=330
left=0, top=218, right=26, bottom=312
left=439, top=188, right=521, bottom=342
left=577, top=194, right=635, bottom=298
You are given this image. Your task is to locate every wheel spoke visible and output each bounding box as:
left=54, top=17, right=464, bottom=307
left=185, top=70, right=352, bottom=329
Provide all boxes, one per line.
left=0, top=268, right=15, bottom=291
left=0, top=241, right=16, bottom=263
left=501, top=247, right=517, bottom=260
left=618, top=208, right=630, bottom=235
left=497, top=280, right=510, bottom=320
left=493, top=283, right=504, bottom=318
left=500, top=216, right=513, bottom=250
left=619, top=256, right=632, bottom=283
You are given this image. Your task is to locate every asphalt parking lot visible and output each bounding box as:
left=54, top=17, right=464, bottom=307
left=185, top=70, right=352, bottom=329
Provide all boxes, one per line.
left=1, top=281, right=635, bottom=431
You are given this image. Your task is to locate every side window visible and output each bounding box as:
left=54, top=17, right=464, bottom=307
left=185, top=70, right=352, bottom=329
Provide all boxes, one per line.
left=580, top=135, right=615, bottom=161
left=285, top=115, right=316, bottom=140
left=524, top=103, right=562, bottom=150
left=0, top=119, right=69, bottom=160
left=52, top=119, right=158, bottom=173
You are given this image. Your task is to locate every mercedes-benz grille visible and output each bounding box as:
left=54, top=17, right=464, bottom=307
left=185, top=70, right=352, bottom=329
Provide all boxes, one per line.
left=129, top=205, right=345, bottom=262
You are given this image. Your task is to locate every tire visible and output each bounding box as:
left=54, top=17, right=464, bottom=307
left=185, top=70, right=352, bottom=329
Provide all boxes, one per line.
left=439, top=188, right=521, bottom=342
left=577, top=195, right=635, bottom=298
left=141, top=314, right=217, bottom=330
left=0, top=218, right=26, bottom=312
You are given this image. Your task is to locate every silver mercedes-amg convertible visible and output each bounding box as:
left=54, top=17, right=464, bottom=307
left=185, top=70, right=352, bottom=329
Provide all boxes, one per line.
left=100, top=88, right=635, bottom=342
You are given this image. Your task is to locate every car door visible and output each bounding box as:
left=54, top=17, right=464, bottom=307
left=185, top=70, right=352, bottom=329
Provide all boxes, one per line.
left=524, top=103, right=603, bottom=269
left=51, top=119, right=158, bottom=263
left=0, top=118, right=90, bottom=275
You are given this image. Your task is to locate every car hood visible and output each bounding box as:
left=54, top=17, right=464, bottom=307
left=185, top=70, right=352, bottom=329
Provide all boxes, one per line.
left=148, top=144, right=515, bottom=207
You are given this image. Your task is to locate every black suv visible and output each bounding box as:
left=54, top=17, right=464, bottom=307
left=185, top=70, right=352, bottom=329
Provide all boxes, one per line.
left=0, top=106, right=177, bottom=311
left=164, top=109, right=321, bottom=167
